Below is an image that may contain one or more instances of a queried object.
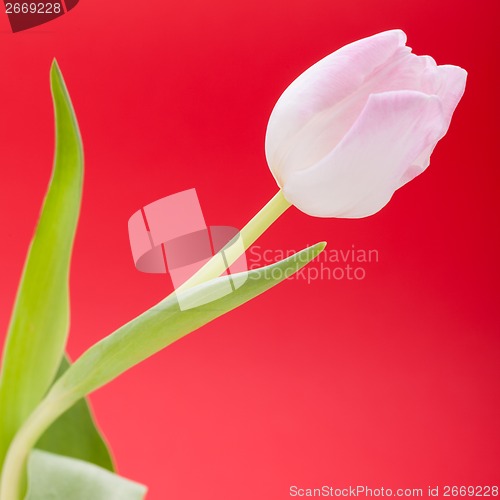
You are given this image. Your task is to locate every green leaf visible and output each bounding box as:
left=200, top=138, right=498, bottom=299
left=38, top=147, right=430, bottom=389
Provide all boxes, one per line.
left=0, top=60, right=84, bottom=470
left=52, top=242, right=326, bottom=405
left=35, top=356, right=115, bottom=471
left=25, top=450, right=146, bottom=500
left=0, top=244, right=326, bottom=499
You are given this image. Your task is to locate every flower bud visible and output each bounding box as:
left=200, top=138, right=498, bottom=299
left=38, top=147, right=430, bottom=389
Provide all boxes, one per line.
left=265, top=29, right=467, bottom=217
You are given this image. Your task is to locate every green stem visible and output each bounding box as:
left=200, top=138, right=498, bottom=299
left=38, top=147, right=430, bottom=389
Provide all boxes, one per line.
left=0, top=389, right=75, bottom=500
left=0, top=189, right=292, bottom=500
left=177, top=190, right=291, bottom=291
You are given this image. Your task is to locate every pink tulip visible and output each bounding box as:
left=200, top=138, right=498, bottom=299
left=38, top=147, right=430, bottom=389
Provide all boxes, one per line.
left=265, top=29, right=467, bottom=218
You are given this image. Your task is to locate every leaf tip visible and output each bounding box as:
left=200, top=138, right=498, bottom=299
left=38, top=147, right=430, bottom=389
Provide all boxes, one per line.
left=50, top=58, right=61, bottom=79
left=50, top=59, right=67, bottom=97
left=314, top=241, right=327, bottom=255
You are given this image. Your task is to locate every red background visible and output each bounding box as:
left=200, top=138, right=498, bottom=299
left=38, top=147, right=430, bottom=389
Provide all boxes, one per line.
left=0, top=0, right=498, bottom=498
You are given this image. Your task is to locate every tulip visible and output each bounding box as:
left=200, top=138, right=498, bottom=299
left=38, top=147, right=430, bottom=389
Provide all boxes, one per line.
left=168, top=30, right=467, bottom=291
left=265, top=29, right=467, bottom=218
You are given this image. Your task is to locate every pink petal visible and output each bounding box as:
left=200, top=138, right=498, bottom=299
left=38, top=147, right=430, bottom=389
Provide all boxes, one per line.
left=266, top=29, right=407, bottom=183
left=399, top=65, right=467, bottom=185
left=282, top=90, right=446, bottom=218
left=425, top=64, right=467, bottom=131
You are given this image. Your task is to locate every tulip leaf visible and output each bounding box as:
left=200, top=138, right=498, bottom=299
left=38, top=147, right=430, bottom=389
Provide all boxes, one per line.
left=35, top=356, right=115, bottom=471
left=0, top=60, right=83, bottom=470
left=51, top=242, right=326, bottom=407
left=25, top=450, right=146, bottom=500
left=0, top=243, right=326, bottom=500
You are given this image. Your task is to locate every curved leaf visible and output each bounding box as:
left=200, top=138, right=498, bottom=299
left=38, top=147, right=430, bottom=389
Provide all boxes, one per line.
left=0, top=60, right=83, bottom=470
left=25, top=450, right=145, bottom=500
left=0, top=243, right=326, bottom=499
left=53, top=242, right=327, bottom=402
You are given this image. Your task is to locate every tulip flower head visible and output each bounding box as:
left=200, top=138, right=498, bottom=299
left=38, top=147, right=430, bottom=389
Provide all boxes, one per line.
left=265, top=29, right=467, bottom=218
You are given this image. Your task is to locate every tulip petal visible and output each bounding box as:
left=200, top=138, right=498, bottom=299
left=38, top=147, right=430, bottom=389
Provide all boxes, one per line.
left=425, top=65, right=467, bottom=129
left=282, top=90, right=446, bottom=218
left=399, top=65, right=467, bottom=185
left=268, top=50, right=443, bottom=184
left=266, top=30, right=463, bottom=187
left=266, top=29, right=408, bottom=183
